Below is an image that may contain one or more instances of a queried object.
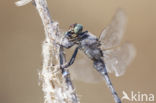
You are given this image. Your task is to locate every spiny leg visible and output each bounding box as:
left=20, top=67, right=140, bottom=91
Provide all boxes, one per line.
left=59, top=46, right=66, bottom=73
left=93, top=59, right=122, bottom=103
left=60, top=46, right=79, bottom=76
left=62, top=46, right=79, bottom=69
left=59, top=46, right=78, bottom=102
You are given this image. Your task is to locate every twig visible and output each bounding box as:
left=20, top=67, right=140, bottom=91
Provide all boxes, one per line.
left=15, top=0, right=79, bottom=103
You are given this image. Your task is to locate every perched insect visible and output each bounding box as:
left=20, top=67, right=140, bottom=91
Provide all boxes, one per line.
left=59, top=9, right=136, bottom=103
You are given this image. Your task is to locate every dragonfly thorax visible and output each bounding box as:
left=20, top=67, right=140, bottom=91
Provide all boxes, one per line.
left=79, top=32, right=103, bottom=60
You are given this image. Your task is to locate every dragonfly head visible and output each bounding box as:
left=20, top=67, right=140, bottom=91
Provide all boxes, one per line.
left=65, top=23, right=83, bottom=39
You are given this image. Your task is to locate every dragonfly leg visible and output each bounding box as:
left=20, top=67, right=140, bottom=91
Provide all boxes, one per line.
left=93, top=59, right=122, bottom=103
left=61, top=46, right=79, bottom=69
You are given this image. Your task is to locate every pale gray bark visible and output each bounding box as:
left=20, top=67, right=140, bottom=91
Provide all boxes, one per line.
left=15, top=0, right=79, bottom=103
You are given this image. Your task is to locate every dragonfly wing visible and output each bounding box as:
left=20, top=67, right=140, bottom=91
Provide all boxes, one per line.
left=69, top=50, right=104, bottom=83
left=103, top=42, right=136, bottom=76
left=99, top=9, right=127, bottom=49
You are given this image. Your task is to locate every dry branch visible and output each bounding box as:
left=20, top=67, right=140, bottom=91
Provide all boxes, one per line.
left=15, top=0, right=79, bottom=103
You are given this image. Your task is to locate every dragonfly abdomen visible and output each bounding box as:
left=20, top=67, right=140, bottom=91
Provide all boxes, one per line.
left=93, top=59, right=122, bottom=103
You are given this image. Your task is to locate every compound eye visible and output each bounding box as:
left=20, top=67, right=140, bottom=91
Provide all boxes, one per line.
left=74, top=24, right=83, bottom=34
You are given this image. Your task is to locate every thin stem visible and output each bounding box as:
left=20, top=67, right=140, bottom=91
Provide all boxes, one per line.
left=15, top=0, right=79, bottom=103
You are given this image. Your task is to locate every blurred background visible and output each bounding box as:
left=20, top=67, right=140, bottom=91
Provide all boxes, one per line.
left=0, top=0, right=156, bottom=103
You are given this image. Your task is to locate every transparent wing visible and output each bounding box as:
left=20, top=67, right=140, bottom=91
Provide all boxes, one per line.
left=103, top=42, right=136, bottom=77
left=69, top=49, right=104, bottom=83
left=99, top=9, right=127, bottom=49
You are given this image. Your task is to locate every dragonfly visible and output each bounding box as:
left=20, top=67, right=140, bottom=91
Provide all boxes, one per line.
left=59, top=9, right=136, bottom=103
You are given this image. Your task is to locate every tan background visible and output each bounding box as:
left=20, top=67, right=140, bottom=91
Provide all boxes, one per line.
left=0, top=0, right=156, bottom=103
